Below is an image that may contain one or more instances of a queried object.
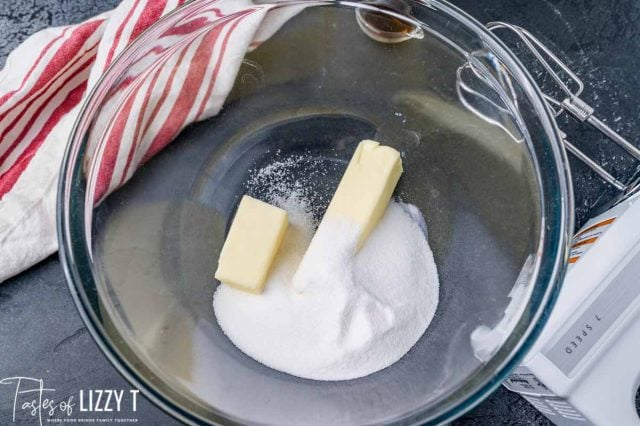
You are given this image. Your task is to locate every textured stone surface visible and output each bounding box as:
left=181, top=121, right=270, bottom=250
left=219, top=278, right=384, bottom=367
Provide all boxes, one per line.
left=1, top=0, right=639, bottom=424
left=0, top=257, right=177, bottom=424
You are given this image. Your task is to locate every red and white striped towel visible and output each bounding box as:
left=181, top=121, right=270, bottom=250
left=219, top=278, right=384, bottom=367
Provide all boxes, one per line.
left=0, top=0, right=298, bottom=283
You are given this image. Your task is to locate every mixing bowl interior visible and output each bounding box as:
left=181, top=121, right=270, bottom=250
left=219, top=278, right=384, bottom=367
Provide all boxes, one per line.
left=59, top=1, right=569, bottom=425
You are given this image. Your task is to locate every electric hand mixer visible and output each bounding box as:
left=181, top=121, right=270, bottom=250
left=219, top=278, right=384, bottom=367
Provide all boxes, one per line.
left=487, top=23, right=640, bottom=426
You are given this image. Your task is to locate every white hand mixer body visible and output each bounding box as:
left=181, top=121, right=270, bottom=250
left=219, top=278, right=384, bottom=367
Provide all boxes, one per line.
left=504, top=193, right=640, bottom=426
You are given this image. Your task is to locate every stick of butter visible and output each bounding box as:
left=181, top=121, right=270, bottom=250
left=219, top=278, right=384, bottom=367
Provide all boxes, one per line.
left=215, top=195, right=288, bottom=294
left=324, top=139, right=403, bottom=249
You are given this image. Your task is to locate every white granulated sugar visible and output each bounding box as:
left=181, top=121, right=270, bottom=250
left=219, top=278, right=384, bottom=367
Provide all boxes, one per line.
left=213, top=190, right=440, bottom=381
left=244, top=153, right=339, bottom=222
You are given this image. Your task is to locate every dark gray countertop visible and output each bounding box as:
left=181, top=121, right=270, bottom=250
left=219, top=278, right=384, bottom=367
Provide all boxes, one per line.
left=1, top=0, right=639, bottom=425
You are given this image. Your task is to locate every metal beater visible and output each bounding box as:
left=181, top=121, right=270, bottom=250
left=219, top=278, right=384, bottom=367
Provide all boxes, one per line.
left=487, top=22, right=640, bottom=201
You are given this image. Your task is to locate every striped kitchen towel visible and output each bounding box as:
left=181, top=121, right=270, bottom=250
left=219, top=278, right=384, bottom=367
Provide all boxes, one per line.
left=0, top=0, right=299, bottom=283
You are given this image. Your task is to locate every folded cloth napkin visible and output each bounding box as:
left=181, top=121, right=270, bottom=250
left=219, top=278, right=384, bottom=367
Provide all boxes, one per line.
left=0, top=0, right=297, bottom=283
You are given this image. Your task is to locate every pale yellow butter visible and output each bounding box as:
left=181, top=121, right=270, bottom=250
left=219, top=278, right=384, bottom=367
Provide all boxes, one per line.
left=215, top=195, right=288, bottom=294
left=324, top=139, right=403, bottom=249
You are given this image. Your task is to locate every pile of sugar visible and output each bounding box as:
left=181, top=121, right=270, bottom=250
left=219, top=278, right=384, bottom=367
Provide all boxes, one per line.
left=213, top=157, right=440, bottom=381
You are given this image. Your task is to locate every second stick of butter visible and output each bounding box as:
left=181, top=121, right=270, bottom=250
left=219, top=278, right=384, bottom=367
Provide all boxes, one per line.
left=323, top=140, right=403, bottom=249
left=293, top=140, right=403, bottom=292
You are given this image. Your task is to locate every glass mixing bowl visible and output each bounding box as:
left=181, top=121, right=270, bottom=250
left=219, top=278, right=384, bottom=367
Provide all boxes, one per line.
left=58, top=1, right=571, bottom=424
